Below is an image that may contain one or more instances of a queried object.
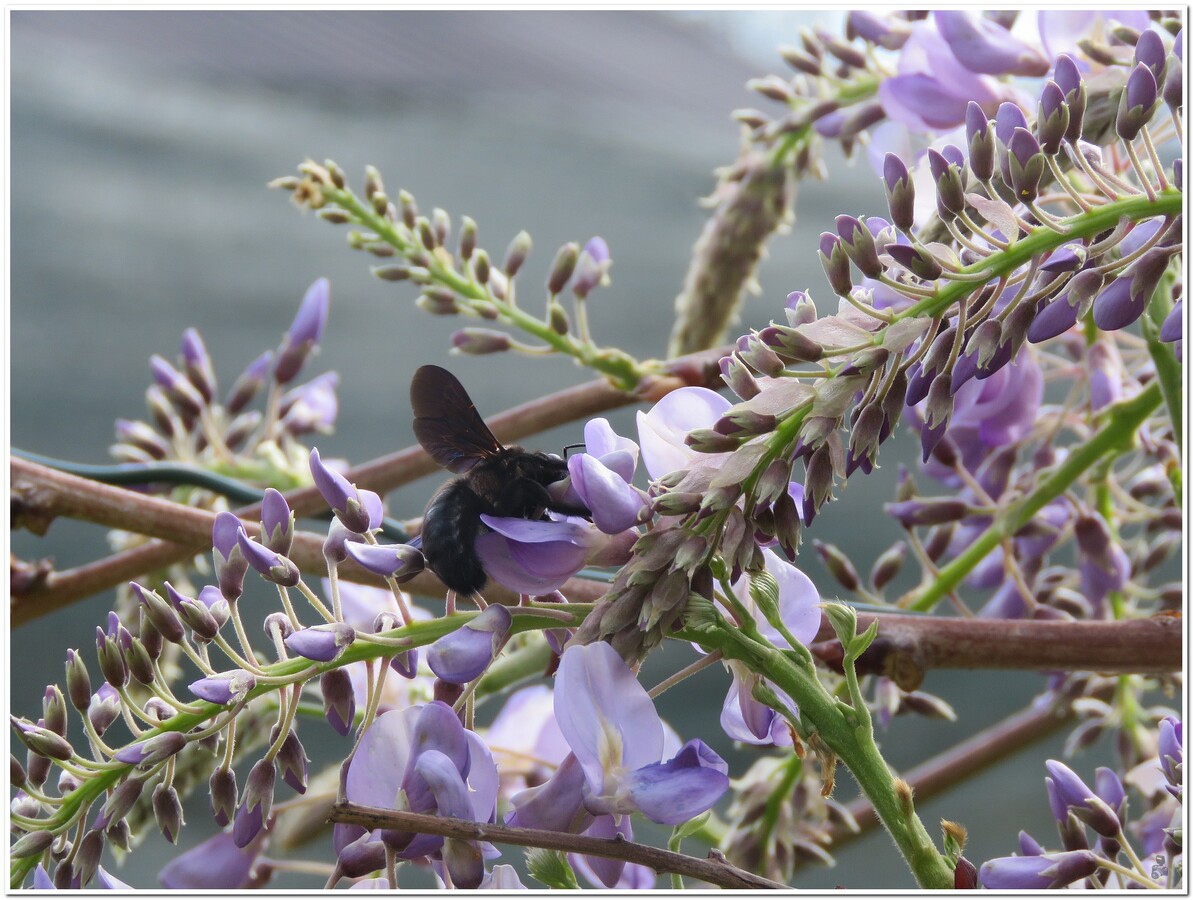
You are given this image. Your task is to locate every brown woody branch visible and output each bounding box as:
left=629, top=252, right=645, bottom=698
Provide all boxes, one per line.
left=329, top=801, right=787, bottom=890
left=9, top=349, right=732, bottom=624
left=13, top=459, right=1183, bottom=679
left=809, top=612, right=1183, bottom=689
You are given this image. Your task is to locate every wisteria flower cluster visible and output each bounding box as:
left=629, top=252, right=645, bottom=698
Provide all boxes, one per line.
left=9, top=8, right=1184, bottom=893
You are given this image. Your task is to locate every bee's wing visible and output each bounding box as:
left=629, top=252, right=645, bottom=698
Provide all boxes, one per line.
left=410, top=365, right=504, bottom=473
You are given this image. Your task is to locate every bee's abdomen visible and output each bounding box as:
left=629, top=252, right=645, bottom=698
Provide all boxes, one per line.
left=421, top=480, right=489, bottom=594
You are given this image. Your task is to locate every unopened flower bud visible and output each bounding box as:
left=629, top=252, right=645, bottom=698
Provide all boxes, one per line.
left=870, top=543, right=907, bottom=591
left=451, top=328, right=512, bottom=355
left=12, top=716, right=74, bottom=762
left=819, top=233, right=853, bottom=296
left=115, top=731, right=187, bottom=767
left=10, top=830, right=55, bottom=859
left=503, top=230, right=532, bottom=277
left=321, top=669, right=356, bottom=736
left=835, top=215, right=883, bottom=278
left=71, top=829, right=104, bottom=887
left=285, top=623, right=356, bottom=663
left=88, top=685, right=121, bottom=736
left=237, top=530, right=301, bottom=588
left=151, top=783, right=184, bottom=844
left=98, top=778, right=143, bottom=830
left=274, top=727, right=310, bottom=794
left=130, top=582, right=185, bottom=645
left=1117, top=63, right=1160, bottom=141
left=274, top=278, right=330, bottom=385
left=213, top=512, right=249, bottom=602
left=1053, top=56, right=1086, bottom=143
left=887, top=244, right=943, bottom=281
left=1007, top=128, right=1044, bottom=202
left=233, top=758, right=276, bottom=848
left=927, top=148, right=965, bottom=218
left=1036, top=81, right=1070, bottom=155
left=150, top=354, right=205, bottom=417
left=965, top=102, right=995, bottom=181
left=885, top=498, right=970, bottom=527
left=190, top=670, right=257, bottom=705
left=720, top=354, right=761, bottom=400
left=813, top=540, right=860, bottom=592
left=210, top=766, right=238, bottom=827
left=685, top=428, right=742, bottom=454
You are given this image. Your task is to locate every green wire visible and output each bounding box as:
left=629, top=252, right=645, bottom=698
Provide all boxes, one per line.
left=11, top=448, right=409, bottom=543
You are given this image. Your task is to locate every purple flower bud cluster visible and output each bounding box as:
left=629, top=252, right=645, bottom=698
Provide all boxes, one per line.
left=113, top=279, right=338, bottom=484
left=981, top=753, right=1181, bottom=889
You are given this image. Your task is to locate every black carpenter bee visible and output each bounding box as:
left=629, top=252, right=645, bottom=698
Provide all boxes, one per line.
left=411, top=365, right=591, bottom=596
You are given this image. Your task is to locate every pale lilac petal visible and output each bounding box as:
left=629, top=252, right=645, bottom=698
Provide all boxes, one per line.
left=1161, top=300, right=1183, bottom=343
left=426, top=605, right=512, bottom=684
left=474, top=517, right=593, bottom=595
left=554, top=643, right=663, bottom=794
left=636, top=387, right=730, bottom=480
left=571, top=815, right=631, bottom=888
left=159, top=831, right=263, bottom=889
left=567, top=454, right=646, bottom=534
left=505, top=752, right=589, bottom=832
left=732, top=549, right=822, bottom=648
left=344, top=707, right=416, bottom=809
left=583, top=418, right=639, bottom=474
left=934, top=11, right=1048, bottom=76
left=625, top=739, right=730, bottom=825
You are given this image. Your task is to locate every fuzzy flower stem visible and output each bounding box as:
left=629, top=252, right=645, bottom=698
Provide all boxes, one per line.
left=1124, top=140, right=1158, bottom=203
left=1098, top=856, right=1163, bottom=889
left=646, top=649, right=724, bottom=699
left=906, top=381, right=1163, bottom=612
left=320, top=181, right=646, bottom=391
left=292, top=579, right=334, bottom=623
left=958, top=210, right=1008, bottom=249
left=895, top=192, right=1182, bottom=324
left=212, top=633, right=268, bottom=677
left=684, top=615, right=953, bottom=889
left=1046, top=155, right=1095, bottom=211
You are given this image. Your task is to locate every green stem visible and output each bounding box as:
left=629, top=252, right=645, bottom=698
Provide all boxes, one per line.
left=324, top=185, right=647, bottom=390
left=8, top=606, right=584, bottom=889
left=1141, top=267, right=1183, bottom=457
left=679, top=620, right=953, bottom=889
left=906, top=382, right=1163, bottom=612
left=891, top=190, right=1183, bottom=329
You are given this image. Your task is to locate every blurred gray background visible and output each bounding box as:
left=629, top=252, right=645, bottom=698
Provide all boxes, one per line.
left=10, top=10, right=1104, bottom=890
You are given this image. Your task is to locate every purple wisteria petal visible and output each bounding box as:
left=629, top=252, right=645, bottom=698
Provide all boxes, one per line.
left=475, top=515, right=594, bottom=594
left=280, top=371, right=340, bottom=436
left=284, top=623, right=356, bottom=663
left=979, top=849, right=1099, bottom=889
left=94, top=866, right=132, bottom=889
left=566, top=453, right=646, bottom=534
left=554, top=642, right=663, bottom=796
left=732, top=548, right=823, bottom=648
left=159, top=830, right=265, bottom=889
left=236, top=529, right=300, bottom=588
left=1159, top=715, right=1183, bottom=787
left=343, top=541, right=424, bottom=579
left=935, top=11, right=1048, bottom=76
left=32, top=865, right=54, bottom=890
left=1045, top=760, right=1097, bottom=810
left=479, top=865, right=528, bottom=890
left=880, top=75, right=974, bottom=130
left=583, top=418, right=638, bottom=478
left=505, top=752, right=590, bottom=832
left=212, top=511, right=249, bottom=601
left=189, top=670, right=256, bottom=705
left=309, top=448, right=372, bottom=533
left=636, top=387, right=730, bottom=480
left=1161, top=300, right=1183, bottom=343
left=345, top=707, right=416, bottom=810
left=426, top=604, right=512, bottom=684
left=415, top=750, right=485, bottom=889
left=624, top=739, right=729, bottom=825
left=720, top=662, right=796, bottom=746
left=115, top=731, right=186, bottom=766
left=573, top=815, right=632, bottom=888
left=400, top=702, right=472, bottom=815
left=274, top=277, right=330, bottom=385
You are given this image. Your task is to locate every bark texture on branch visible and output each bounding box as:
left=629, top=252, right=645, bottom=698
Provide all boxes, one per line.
left=330, top=801, right=787, bottom=890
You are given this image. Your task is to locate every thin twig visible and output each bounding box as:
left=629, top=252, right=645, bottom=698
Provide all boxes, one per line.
left=329, top=801, right=789, bottom=890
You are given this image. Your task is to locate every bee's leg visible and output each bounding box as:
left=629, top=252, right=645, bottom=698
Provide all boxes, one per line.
left=445, top=589, right=457, bottom=617
left=468, top=591, right=488, bottom=610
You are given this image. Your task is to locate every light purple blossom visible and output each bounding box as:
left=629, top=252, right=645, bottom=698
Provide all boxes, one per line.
left=475, top=513, right=633, bottom=595
left=343, top=702, right=499, bottom=889
left=274, top=277, right=330, bottom=385
left=309, top=448, right=383, bottom=534
left=506, top=645, right=726, bottom=886
left=636, top=387, right=730, bottom=480
left=933, top=11, right=1048, bottom=77
left=719, top=550, right=821, bottom=746
left=1158, top=715, right=1182, bottom=792
left=426, top=604, right=512, bottom=684
left=878, top=22, right=1009, bottom=132
left=189, top=670, right=256, bottom=705
left=1038, top=10, right=1152, bottom=63
left=285, top=622, right=356, bottom=663
left=979, top=848, right=1100, bottom=889
left=159, top=829, right=267, bottom=889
